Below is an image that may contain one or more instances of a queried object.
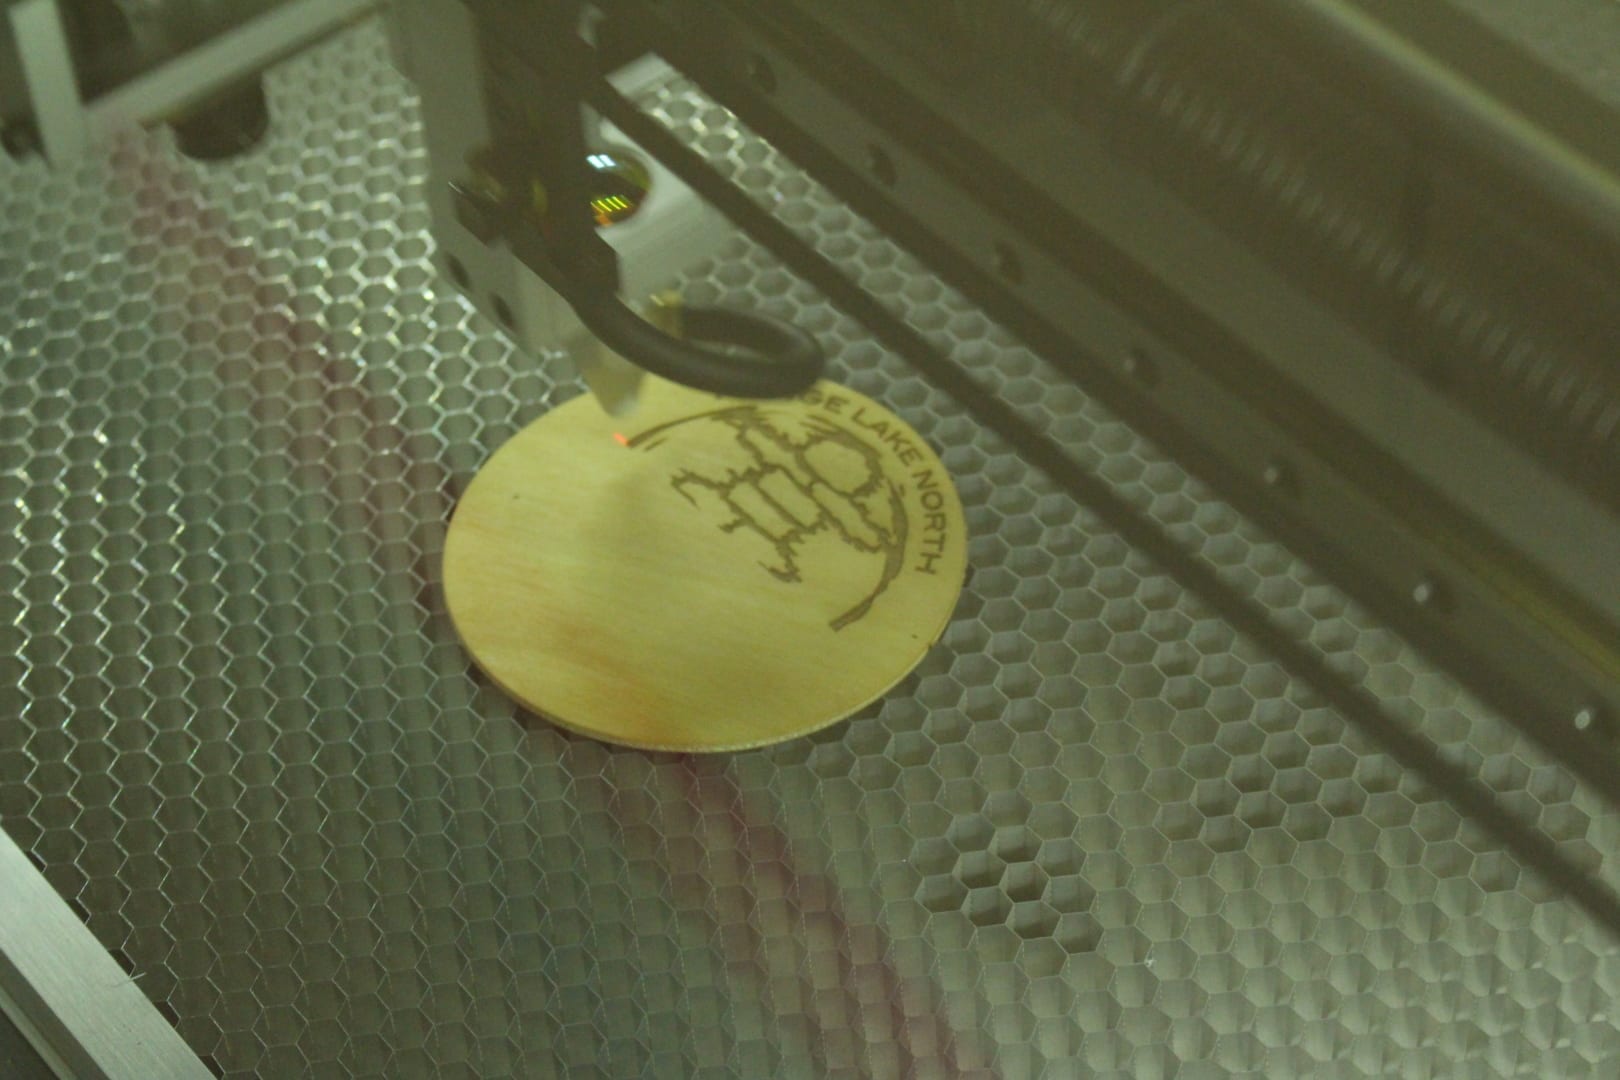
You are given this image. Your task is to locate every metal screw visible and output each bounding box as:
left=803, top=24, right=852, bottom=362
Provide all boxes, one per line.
left=1123, top=347, right=1157, bottom=385
left=1261, top=459, right=1293, bottom=493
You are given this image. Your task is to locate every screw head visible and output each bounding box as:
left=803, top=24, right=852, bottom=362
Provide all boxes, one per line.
left=1261, top=459, right=1294, bottom=495
left=1122, top=348, right=1157, bottom=385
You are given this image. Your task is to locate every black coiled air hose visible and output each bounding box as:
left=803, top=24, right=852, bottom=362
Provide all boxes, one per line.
left=571, top=291, right=825, bottom=400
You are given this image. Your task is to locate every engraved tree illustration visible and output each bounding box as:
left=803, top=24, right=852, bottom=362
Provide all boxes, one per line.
left=629, top=406, right=910, bottom=630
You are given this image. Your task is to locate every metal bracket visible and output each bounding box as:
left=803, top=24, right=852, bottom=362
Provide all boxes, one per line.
left=6, top=0, right=377, bottom=165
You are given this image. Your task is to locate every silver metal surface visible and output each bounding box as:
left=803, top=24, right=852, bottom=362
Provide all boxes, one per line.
left=3, top=18, right=1620, bottom=1079
left=0, top=826, right=209, bottom=1079
left=8, top=0, right=91, bottom=161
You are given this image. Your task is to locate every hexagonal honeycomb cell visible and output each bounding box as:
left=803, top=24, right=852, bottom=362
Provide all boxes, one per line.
left=1, top=14, right=1618, bottom=1080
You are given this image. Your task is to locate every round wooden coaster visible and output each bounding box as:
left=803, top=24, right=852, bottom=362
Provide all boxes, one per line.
left=443, top=377, right=968, bottom=751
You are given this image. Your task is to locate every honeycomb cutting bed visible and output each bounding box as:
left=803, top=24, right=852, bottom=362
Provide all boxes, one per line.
left=3, top=19, right=1619, bottom=1080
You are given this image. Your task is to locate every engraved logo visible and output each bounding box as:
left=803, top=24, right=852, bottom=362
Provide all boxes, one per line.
left=629, top=404, right=909, bottom=630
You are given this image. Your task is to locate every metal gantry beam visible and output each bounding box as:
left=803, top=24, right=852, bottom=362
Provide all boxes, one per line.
left=0, top=826, right=211, bottom=1079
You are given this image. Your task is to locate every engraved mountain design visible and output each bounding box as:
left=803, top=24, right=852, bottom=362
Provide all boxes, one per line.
left=628, top=405, right=910, bottom=630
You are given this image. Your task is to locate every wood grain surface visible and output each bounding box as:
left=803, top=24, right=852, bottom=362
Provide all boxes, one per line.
left=443, top=377, right=967, bottom=751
